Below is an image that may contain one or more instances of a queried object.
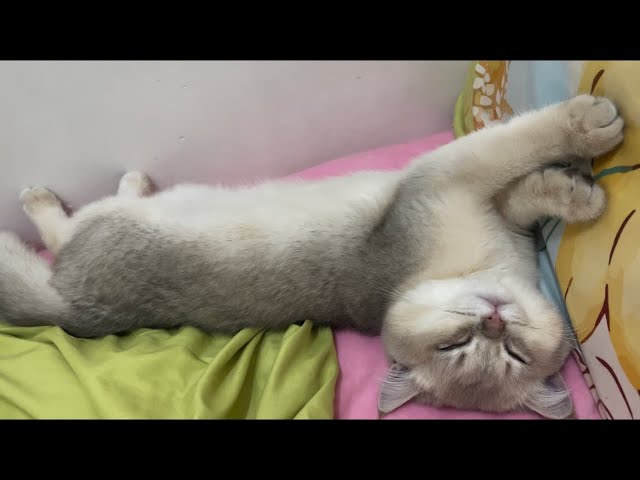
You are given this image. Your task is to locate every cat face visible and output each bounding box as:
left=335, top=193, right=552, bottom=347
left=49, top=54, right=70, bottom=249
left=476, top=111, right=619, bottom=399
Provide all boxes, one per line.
left=379, top=275, right=574, bottom=418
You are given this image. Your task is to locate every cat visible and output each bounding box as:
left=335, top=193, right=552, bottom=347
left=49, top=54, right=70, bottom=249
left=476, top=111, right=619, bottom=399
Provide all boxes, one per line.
left=0, top=94, right=623, bottom=418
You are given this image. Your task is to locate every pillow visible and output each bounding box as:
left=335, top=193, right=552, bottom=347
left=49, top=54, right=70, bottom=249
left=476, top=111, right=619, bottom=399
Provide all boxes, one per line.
left=545, top=62, right=640, bottom=419
left=453, top=61, right=514, bottom=137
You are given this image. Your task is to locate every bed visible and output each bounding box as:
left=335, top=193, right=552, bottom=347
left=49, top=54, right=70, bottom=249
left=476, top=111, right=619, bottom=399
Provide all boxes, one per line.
left=0, top=129, right=600, bottom=419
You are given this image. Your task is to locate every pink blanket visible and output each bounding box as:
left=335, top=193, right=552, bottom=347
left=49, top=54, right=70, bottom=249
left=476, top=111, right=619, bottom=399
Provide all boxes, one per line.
left=290, top=131, right=600, bottom=420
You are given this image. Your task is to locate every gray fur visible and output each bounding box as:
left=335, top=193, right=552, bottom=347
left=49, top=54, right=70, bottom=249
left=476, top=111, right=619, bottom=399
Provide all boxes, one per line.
left=49, top=174, right=436, bottom=338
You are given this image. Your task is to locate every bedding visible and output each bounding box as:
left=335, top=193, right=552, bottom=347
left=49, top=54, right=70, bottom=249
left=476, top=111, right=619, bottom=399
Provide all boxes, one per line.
left=0, top=274, right=337, bottom=419
left=0, top=130, right=599, bottom=420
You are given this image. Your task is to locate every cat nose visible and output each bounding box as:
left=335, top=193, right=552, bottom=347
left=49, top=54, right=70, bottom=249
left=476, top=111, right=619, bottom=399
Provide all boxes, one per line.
left=481, top=313, right=505, bottom=338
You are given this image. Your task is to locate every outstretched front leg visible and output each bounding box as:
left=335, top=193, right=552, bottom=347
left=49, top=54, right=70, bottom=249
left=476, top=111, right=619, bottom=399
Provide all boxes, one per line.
left=414, top=95, right=624, bottom=198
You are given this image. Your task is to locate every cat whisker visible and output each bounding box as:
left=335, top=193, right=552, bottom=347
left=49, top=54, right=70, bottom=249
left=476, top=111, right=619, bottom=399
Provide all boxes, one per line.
left=511, top=322, right=580, bottom=350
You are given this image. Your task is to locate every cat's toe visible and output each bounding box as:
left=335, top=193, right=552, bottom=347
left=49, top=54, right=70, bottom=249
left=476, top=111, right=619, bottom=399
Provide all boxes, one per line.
left=563, top=94, right=624, bottom=158
left=564, top=173, right=606, bottom=223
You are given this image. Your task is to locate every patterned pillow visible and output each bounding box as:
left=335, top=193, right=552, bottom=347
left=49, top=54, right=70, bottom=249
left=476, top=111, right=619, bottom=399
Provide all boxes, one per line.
left=454, top=60, right=640, bottom=419
left=453, top=61, right=514, bottom=137
left=545, top=62, right=640, bottom=419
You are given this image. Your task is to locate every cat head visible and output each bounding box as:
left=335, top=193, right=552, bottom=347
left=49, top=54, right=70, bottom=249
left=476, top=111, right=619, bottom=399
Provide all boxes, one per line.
left=379, top=275, right=574, bottom=419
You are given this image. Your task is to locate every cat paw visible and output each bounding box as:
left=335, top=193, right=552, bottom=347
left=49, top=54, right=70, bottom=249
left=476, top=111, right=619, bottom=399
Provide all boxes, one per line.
left=543, top=167, right=606, bottom=223
left=562, top=94, right=624, bottom=158
left=19, top=187, right=63, bottom=215
left=118, top=171, right=154, bottom=197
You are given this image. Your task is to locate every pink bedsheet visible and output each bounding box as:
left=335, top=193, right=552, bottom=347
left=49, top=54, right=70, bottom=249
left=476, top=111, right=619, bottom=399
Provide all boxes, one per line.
left=290, top=131, right=600, bottom=420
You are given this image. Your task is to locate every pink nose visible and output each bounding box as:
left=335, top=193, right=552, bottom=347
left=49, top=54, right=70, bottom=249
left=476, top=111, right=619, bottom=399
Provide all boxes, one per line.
left=482, top=313, right=505, bottom=338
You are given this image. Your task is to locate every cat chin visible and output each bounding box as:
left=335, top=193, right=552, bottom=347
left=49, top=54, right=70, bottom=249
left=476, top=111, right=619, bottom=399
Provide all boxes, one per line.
left=477, top=294, right=508, bottom=308
left=401, top=275, right=515, bottom=306
left=390, top=277, right=519, bottom=328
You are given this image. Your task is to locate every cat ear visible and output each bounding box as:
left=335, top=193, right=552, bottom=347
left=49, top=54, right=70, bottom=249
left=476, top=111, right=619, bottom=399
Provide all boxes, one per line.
left=525, top=373, right=574, bottom=419
left=378, top=363, right=421, bottom=414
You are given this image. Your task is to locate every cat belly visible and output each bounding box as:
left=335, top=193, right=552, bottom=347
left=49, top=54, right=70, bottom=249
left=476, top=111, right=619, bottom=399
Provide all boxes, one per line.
left=49, top=209, right=385, bottom=337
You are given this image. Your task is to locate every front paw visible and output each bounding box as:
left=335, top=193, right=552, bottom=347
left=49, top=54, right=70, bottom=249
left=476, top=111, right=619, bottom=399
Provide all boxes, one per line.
left=563, top=94, right=624, bottom=158
left=543, top=167, right=606, bottom=223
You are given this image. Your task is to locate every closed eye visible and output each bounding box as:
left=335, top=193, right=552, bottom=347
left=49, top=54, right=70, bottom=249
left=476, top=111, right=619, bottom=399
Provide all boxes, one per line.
left=504, top=344, right=528, bottom=364
left=438, top=338, right=471, bottom=351
left=443, top=309, right=475, bottom=317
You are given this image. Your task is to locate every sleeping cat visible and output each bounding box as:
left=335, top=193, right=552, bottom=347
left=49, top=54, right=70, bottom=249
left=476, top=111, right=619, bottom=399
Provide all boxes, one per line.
left=0, top=94, right=623, bottom=419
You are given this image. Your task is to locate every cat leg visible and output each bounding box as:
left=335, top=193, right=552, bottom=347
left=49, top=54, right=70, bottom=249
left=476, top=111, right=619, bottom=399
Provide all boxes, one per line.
left=19, top=187, right=72, bottom=254
left=497, top=164, right=606, bottom=229
left=20, top=172, right=153, bottom=254
left=414, top=95, right=623, bottom=197
left=117, top=171, right=154, bottom=198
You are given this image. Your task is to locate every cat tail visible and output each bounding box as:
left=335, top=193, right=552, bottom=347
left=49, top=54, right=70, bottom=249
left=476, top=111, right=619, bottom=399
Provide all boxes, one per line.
left=0, top=231, right=69, bottom=327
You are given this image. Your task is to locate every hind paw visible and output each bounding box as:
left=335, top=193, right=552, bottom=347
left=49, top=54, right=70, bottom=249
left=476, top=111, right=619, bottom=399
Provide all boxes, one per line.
left=20, top=187, right=63, bottom=216
left=118, top=171, right=154, bottom=198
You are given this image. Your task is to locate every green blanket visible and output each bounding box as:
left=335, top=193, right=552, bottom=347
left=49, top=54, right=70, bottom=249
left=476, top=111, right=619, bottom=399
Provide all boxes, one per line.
left=0, top=320, right=338, bottom=419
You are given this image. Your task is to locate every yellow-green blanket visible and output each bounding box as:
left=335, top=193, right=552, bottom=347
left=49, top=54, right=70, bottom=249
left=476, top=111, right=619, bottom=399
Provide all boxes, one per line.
left=0, top=320, right=338, bottom=419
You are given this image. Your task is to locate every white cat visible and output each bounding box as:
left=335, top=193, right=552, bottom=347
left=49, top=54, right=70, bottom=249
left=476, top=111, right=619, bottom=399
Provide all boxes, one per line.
left=0, top=94, right=623, bottom=418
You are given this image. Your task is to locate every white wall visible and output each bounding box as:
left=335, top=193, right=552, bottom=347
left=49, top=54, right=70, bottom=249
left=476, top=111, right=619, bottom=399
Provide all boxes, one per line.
left=0, top=61, right=468, bottom=241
